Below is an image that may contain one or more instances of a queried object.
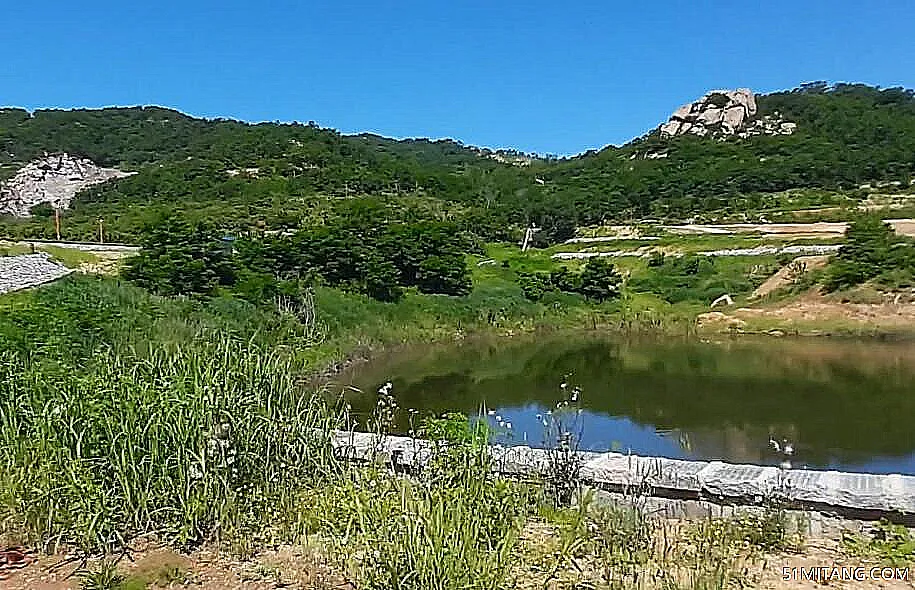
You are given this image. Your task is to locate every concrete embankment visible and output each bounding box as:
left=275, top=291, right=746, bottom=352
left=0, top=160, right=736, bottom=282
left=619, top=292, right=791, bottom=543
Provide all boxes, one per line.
left=0, top=253, right=72, bottom=294
left=10, top=239, right=139, bottom=254
left=333, top=431, right=915, bottom=523
left=553, top=244, right=841, bottom=260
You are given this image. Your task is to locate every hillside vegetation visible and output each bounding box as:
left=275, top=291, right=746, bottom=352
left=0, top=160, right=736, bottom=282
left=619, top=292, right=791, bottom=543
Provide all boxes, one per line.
left=2, top=83, right=915, bottom=243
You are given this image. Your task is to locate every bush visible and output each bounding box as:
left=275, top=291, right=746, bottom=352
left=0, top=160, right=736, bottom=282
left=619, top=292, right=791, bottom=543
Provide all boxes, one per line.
left=823, top=214, right=915, bottom=291
left=578, top=258, right=623, bottom=302
left=519, top=260, right=622, bottom=303
left=307, top=415, right=530, bottom=590
left=516, top=271, right=553, bottom=301
left=629, top=254, right=755, bottom=304
left=123, top=216, right=236, bottom=297
left=0, top=278, right=339, bottom=552
left=416, top=254, right=472, bottom=296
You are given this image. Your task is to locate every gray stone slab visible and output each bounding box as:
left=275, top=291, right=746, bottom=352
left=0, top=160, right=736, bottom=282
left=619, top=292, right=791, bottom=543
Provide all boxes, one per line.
left=580, top=452, right=642, bottom=486
left=698, top=461, right=782, bottom=499
left=328, top=432, right=915, bottom=516
left=0, top=253, right=72, bottom=294
left=490, top=445, right=550, bottom=474
left=785, top=470, right=903, bottom=512
left=635, top=456, right=707, bottom=492
left=887, top=474, right=915, bottom=514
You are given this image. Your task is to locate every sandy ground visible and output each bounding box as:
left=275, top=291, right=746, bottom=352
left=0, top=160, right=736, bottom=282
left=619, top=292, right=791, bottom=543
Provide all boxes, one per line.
left=665, top=219, right=915, bottom=237
left=582, top=219, right=915, bottom=239
left=735, top=298, right=915, bottom=330
left=0, top=544, right=353, bottom=590
left=751, top=255, right=830, bottom=298
left=3, top=533, right=911, bottom=590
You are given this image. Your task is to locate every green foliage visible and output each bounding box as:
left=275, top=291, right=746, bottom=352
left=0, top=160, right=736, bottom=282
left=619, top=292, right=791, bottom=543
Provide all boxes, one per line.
left=4, top=83, right=915, bottom=244
left=516, top=271, right=552, bottom=301
left=539, top=84, right=915, bottom=223
left=518, top=260, right=622, bottom=303
left=0, top=277, right=339, bottom=552
left=28, top=202, right=55, bottom=218
left=307, top=415, right=530, bottom=590
left=823, top=214, right=915, bottom=291
left=843, top=520, right=915, bottom=565
left=578, top=258, right=623, bottom=302
left=122, top=216, right=236, bottom=296
left=629, top=254, right=757, bottom=304
left=79, top=561, right=126, bottom=590
left=417, top=255, right=471, bottom=296
left=123, top=214, right=473, bottom=302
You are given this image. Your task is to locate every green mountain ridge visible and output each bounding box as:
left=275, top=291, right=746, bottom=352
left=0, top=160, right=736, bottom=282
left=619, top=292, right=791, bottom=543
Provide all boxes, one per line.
left=2, top=82, right=915, bottom=242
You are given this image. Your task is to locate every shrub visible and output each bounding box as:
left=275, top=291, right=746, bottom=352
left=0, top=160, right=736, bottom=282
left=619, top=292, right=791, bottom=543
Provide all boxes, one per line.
left=123, top=215, right=236, bottom=297
left=307, top=414, right=531, bottom=590
left=519, top=261, right=622, bottom=303
left=629, top=254, right=755, bottom=304
left=0, top=278, right=339, bottom=553
left=823, top=214, right=915, bottom=291
left=516, top=271, right=553, bottom=301
left=578, top=258, right=623, bottom=302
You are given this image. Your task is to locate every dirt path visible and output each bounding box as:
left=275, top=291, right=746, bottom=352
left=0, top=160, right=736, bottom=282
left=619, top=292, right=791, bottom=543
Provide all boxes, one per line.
left=0, top=545, right=351, bottom=590
left=751, top=255, right=830, bottom=298
left=664, top=218, right=915, bottom=237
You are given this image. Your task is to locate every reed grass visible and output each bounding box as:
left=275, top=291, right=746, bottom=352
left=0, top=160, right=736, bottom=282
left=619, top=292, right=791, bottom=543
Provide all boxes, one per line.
left=0, top=278, right=341, bottom=553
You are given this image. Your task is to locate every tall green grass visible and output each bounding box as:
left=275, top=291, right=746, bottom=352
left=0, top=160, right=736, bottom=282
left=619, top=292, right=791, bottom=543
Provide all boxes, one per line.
left=0, top=278, right=341, bottom=553
left=305, top=417, right=532, bottom=590
left=1, top=273, right=696, bottom=572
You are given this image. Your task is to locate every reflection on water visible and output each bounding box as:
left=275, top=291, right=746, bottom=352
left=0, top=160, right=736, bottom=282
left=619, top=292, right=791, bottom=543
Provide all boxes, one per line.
left=330, top=334, right=915, bottom=475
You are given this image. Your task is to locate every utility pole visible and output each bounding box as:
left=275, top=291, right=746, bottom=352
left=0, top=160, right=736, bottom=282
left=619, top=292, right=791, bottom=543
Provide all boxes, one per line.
left=98, top=218, right=105, bottom=244
left=54, top=208, right=61, bottom=241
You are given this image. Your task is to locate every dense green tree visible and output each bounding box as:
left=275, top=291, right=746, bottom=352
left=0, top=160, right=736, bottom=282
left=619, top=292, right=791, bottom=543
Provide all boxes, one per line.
left=577, top=258, right=623, bottom=302
left=3, top=83, right=915, bottom=243
left=122, top=216, right=236, bottom=296
left=823, top=215, right=915, bottom=291
left=416, top=255, right=472, bottom=296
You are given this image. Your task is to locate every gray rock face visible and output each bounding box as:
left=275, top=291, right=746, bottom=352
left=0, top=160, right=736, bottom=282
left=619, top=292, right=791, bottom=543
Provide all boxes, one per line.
left=0, top=253, right=72, bottom=294
left=659, top=89, right=795, bottom=140
left=0, top=153, right=134, bottom=217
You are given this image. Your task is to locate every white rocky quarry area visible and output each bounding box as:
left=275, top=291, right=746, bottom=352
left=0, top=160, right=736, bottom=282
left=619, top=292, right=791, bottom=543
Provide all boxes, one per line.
left=0, top=153, right=134, bottom=217
left=659, top=89, right=797, bottom=139
left=0, top=253, right=72, bottom=294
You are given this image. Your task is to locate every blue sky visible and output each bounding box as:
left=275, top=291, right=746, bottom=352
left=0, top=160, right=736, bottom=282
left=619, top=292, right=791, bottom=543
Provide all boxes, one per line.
left=2, top=0, right=914, bottom=155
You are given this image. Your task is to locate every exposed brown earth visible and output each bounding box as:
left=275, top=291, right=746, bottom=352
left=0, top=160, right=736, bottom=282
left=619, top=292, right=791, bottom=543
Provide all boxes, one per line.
left=751, top=255, right=830, bottom=298
left=666, top=219, right=915, bottom=237
left=3, top=532, right=910, bottom=590
left=0, top=544, right=352, bottom=590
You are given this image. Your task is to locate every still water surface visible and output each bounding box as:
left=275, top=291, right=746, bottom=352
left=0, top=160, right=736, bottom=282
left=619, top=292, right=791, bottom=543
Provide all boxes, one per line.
left=332, top=334, right=915, bottom=475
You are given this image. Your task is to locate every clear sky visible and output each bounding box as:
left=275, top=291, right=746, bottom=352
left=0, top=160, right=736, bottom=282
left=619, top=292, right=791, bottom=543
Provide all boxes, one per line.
left=3, top=0, right=914, bottom=155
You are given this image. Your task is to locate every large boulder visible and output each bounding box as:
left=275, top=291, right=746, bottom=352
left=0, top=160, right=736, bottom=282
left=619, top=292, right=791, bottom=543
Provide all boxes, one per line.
left=658, top=88, right=792, bottom=140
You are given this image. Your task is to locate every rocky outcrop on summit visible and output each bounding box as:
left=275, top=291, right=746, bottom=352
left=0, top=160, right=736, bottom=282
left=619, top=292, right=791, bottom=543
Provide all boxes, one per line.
left=0, top=154, right=134, bottom=217
left=659, top=89, right=796, bottom=139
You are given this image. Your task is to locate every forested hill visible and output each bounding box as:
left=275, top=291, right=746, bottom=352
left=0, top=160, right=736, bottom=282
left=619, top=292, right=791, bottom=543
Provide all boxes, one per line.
left=537, top=83, right=915, bottom=225
left=2, top=82, right=915, bottom=242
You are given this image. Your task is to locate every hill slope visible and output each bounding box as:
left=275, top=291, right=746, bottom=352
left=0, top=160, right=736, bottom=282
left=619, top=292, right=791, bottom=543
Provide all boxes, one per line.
left=2, top=82, right=915, bottom=242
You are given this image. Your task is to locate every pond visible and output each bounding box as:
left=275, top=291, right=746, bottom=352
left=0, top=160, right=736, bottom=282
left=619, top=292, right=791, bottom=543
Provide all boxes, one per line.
left=329, top=334, right=915, bottom=475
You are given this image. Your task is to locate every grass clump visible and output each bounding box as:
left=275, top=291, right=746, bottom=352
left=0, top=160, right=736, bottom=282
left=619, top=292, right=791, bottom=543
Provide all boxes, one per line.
left=78, top=561, right=126, bottom=590
left=0, top=277, right=341, bottom=554
left=843, top=520, right=915, bottom=565
left=305, top=415, right=531, bottom=590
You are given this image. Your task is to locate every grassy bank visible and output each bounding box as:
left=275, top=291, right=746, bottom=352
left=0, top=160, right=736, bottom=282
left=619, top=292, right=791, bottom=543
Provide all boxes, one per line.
left=3, top=276, right=915, bottom=588
left=0, top=271, right=690, bottom=549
